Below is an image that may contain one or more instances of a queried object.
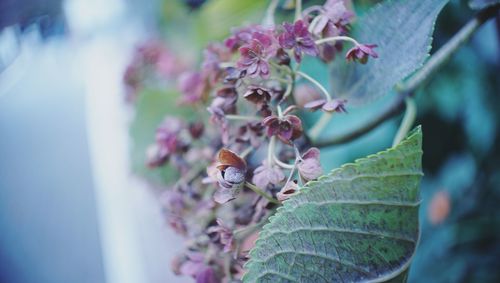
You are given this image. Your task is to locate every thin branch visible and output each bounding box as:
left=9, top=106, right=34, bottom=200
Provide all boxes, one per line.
left=313, top=94, right=407, bottom=147
left=392, top=97, right=417, bottom=147
left=312, top=5, right=499, bottom=148
left=245, top=182, right=280, bottom=205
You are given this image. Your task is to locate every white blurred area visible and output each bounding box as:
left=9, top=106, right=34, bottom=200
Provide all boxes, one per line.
left=0, top=0, right=186, bottom=282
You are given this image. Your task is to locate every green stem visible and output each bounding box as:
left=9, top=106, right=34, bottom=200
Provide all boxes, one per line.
left=392, top=97, right=416, bottom=147
left=296, top=71, right=331, bottom=101
left=267, top=136, right=276, bottom=165
left=263, top=0, right=280, bottom=26
left=399, top=6, right=498, bottom=93
left=295, top=0, right=302, bottom=21
left=245, top=182, right=280, bottom=205
left=234, top=209, right=276, bottom=240
left=308, top=112, right=333, bottom=141
left=311, top=5, right=499, bottom=148
left=315, top=36, right=359, bottom=46
left=225, top=115, right=260, bottom=121
left=273, top=155, right=295, bottom=169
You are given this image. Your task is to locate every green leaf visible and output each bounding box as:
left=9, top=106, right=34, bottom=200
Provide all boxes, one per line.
left=331, top=0, right=448, bottom=104
left=243, top=127, right=423, bottom=283
left=469, top=0, right=500, bottom=9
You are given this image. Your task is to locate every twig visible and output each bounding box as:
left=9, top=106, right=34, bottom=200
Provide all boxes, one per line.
left=392, top=97, right=417, bottom=147
left=311, top=5, right=499, bottom=148
left=245, top=182, right=280, bottom=205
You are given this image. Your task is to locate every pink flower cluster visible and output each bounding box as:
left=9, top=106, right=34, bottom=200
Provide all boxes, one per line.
left=139, top=1, right=379, bottom=281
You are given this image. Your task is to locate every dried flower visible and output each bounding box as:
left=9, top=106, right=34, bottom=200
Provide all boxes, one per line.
left=237, top=31, right=278, bottom=78
left=346, top=44, right=378, bottom=64
left=236, top=122, right=264, bottom=147
left=263, top=114, right=303, bottom=144
left=225, top=25, right=263, bottom=52
left=277, top=180, right=299, bottom=201
left=189, top=122, right=205, bottom=139
left=208, top=218, right=234, bottom=252
left=310, top=0, right=353, bottom=37
left=243, top=85, right=272, bottom=105
left=298, top=147, right=323, bottom=181
left=214, top=149, right=247, bottom=203
left=201, top=43, right=232, bottom=85
left=304, top=98, right=347, bottom=113
left=179, top=252, right=218, bottom=283
left=252, top=161, right=285, bottom=190
left=147, top=116, right=187, bottom=167
left=278, top=20, right=318, bottom=63
left=178, top=71, right=207, bottom=104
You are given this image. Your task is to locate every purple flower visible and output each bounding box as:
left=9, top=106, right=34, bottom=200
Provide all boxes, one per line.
left=147, top=117, right=187, bottom=167
left=304, top=98, right=347, bottom=113
left=236, top=122, right=264, bottom=147
left=346, top=44, right=378, bottom=64
left=243, top=85, right=272, bottom=105
left=214, top=149, right=247, bottom=203
left=310, top=0, right=354, bottom=37
left=207, top=96, right=237, bottom=144
left=252, top=161, right=285, bottom=190
left=188, top=121, right=204, bottom=139
left=225, top=25, right=263, bottom=52
left=262, top=114, right=303, bottom=144
left=201, top=43, right=232, bottom=86
left=237, top=31, right=278, bottom=78
left=278, top=20, right=318, bottom=63
left=298, top=147, right=323, bottom=182
left=223, top=67, right=246, bottom=84
left=178, top=71, right=207, bottom=104
left=207, top=218, right=234, bottom=253
left=277, top=180, right=299, bottom=201
left=179, top=252, right=218, bottom=283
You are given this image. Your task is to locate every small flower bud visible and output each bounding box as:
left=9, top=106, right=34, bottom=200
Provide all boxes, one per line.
left=263, top=114, right=303, bottom=144
left=214, top=149, right=247, bottom=204
left=298, top=147, right=323, bottom=182
left=277, top=180, right=299, bottom=201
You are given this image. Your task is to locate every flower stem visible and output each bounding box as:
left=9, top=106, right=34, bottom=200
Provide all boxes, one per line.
left=234, top=209, right=276, bottom=240
left=296, top=71, right=331, bottom=101
left=315, top=36, right=359, bottom=46
left=273, top=155, right=295, bottom=169
left=225, top=115, right=260, bottom=121
left=240, top=146, right=254, bottom=158
left=245, top=182, right=280, bottom=205
left=308, top=112, right=333, bottom=141
left=295, top=0, right=302, bottom=21
left=392, top=97, right=416, bottom=147
left=310, top=5, right=500, bottom=148
left=263, top=0, right=280, bottom=26
left=398, top=9, right=491, bottom=93
left=267, top=136, right=276, bottom=165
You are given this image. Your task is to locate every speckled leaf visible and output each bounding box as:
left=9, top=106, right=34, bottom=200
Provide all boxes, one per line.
left=243, top=127, right=423, bottom=283
left=331, top=0, right=448, bottom=104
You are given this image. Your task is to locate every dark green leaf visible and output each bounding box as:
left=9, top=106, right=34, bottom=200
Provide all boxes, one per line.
left=243, top=127, right=423, bottom=283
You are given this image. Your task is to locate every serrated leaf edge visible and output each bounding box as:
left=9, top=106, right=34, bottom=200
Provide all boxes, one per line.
left=243, top=126, right=423, bottom=282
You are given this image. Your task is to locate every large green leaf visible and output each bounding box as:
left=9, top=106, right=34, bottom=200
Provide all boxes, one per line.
left=331, top=0, right=448, bottom=104
left=243, top=126, right=423, bottom=283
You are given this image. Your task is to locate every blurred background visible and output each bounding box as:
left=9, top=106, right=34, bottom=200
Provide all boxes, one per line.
left=0, top=0, right=499, bottom=283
